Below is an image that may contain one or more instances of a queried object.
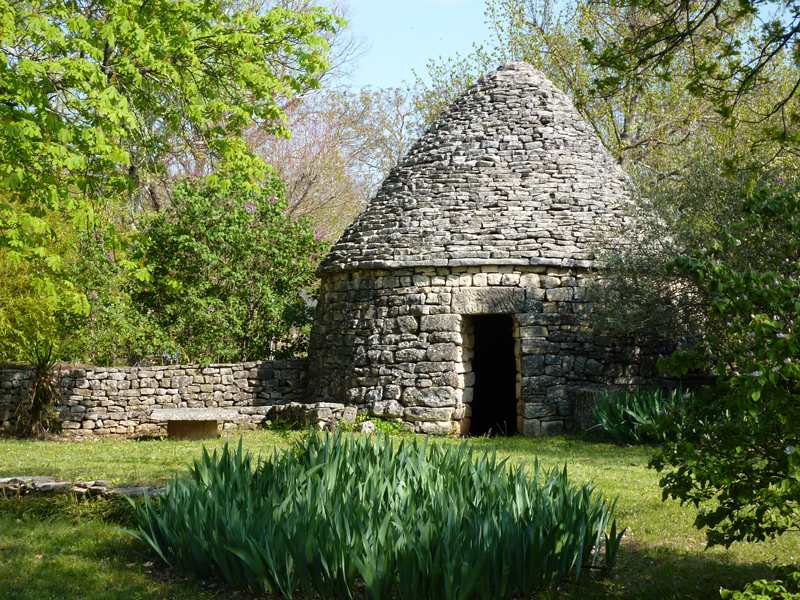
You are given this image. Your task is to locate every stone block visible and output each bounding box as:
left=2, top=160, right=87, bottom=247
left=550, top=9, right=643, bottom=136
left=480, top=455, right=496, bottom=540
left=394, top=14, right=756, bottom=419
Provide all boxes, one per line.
left=403, top=386, right=457, bottom=407
left=396, top=348, right=426, bottom=362
left=346, top=387, right=366, bottom=403
left=541, top=276, right=560, bottom=289
left=365, top=388, right=383, bottom=403
left=426, top=343, right=458, bottom=362
left=397, top=315, right=419, bottom=333
left=417, top=421, right=454, bottom=435
left=150, top=408, right=243, bottom=421
left=585, top=359, right=603, bottom=376
left=519, top=326, right=548, bottom=339
left=451, top=287, right=525, bottom=315
left=342, top=406, right=358, bottom=422
left=372, top=400, right=405, bottom=418
left=404, top=406, right=451, bottom=423
left=383, top=384, right=401, bottom=400
left=420, top=314, right=461, bottom=332
left=429, top=331, right=463, bottom=343
left=520, top=354, right=544, bottom=377
left=557, top=400, right=575, bottom=416
left=521, top=339, right=561, bottom=355
left=522, top=402, right=557, bottom=419
left=546, top=385, right=572, bottom=401
left=545, top=287, right=573, bottom=302
left=541, top=420, right=564, bottom=435
left=521, top=419, right=541, bottom=437
left=520, top=273, right=540, bottom=288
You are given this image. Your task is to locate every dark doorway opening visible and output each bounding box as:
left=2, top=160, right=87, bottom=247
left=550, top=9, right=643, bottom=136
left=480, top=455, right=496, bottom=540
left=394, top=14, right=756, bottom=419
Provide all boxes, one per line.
left=469, top=314, right=518, bottom=436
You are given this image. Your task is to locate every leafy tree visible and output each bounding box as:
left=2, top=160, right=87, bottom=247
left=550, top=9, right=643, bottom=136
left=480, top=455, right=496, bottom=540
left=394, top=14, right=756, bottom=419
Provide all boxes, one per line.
left=412, top=48, right=496, bottom=135
left=584, top=0, right=800, bottom=141
left=132, top=178, right=327, bottom=362
left=0, top=252, right=62, bottom=362
left=0, top=0, right=343, bottom=317
left=489, top=0, right=729, bottom=168
left=56, top=231, right=177, bottom=366
left=589, top=145, right=798, bottom=339
left=246, top=86, right=419, bottom=241
left=652, top=182, right=800, bottom=547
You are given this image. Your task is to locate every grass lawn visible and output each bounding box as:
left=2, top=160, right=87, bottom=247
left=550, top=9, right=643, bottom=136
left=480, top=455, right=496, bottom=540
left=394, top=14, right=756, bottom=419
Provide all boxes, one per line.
left=1, top=430, right=798, bottom=599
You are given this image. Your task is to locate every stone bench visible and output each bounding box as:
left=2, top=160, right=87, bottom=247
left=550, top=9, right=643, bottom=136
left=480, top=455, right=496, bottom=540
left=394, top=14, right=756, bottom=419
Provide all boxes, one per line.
left=149, top=408, right=244, bottom=440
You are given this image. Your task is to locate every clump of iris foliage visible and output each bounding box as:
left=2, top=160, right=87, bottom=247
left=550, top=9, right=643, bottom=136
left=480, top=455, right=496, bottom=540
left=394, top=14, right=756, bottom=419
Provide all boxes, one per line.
left=126, top=430, right=624, bottom=599
left=591, top=387, right=686, bottom=444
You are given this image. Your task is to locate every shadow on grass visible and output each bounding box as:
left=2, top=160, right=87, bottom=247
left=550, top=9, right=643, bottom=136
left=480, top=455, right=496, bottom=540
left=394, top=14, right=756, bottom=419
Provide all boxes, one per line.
left=559, top=537, right=795, bottom=600
left=0, top=516, right=210, bottom=600
left=2, top=514, right=794, bottom=600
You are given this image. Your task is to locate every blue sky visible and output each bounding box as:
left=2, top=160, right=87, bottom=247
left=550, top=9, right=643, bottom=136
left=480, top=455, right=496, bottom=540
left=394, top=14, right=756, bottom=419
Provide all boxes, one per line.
left=344, top=0, right=493, bottom=89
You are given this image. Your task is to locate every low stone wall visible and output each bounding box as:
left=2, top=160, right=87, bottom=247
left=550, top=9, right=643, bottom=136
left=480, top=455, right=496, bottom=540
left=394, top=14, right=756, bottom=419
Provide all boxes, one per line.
left=0, top=360, right=309, bottom=437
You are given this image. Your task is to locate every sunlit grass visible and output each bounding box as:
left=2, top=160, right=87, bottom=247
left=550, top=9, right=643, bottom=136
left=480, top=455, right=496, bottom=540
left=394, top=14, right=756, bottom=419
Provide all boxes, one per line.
left=1, top=429, right=798, bottom=598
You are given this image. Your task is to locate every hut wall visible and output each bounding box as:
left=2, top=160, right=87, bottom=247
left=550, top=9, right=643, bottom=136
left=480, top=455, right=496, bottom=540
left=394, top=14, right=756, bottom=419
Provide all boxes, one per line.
left=307, top=263, right=672, bottom=435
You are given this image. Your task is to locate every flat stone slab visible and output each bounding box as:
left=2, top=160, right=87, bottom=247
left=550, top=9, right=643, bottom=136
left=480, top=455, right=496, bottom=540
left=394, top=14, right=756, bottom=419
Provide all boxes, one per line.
left=0, top=476, right=56, bottom=485
left=0, top=477, right=165, bottom=497
left=451, top=287, right=526, bottom=315
left=149, top=408, right=243, bottom=421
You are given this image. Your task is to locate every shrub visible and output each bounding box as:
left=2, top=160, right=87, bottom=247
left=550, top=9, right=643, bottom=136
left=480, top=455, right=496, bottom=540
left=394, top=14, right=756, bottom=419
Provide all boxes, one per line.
left=721, top=567, right=800, bottom=600
left=131, top=177, right=328, bottom=362
left=654, top=183, right=800, bottom=546
left=590, top=387, right=685, bottom=444
left=127, top=430, right=624, bottom=599
left=13, top=342, right=63, bottom=437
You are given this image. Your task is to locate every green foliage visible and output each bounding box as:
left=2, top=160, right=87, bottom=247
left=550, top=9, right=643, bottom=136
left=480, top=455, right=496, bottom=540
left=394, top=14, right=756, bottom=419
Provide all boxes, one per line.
left=367, top=416, right=407, bottom=436
left=333, top=412, right=408, bottom=436
left=13, top=343, right=63, bottom=437
left=652, top=183, right=800, bottom=547
left=584, top=0, right=800, bottom=142
left=590, top=388, right=685, bottom=444
left=0, top=491, right=143, bottom=527
left=131, top=178, right=327, bottom=362
left=126, top=431, right=624, bottom=598
left=589, top=144, right=800, bottom=341
left=49, top=227, right=176, bottom=366
left=0, top=0, right=343, bottom=330
left=721, top=566, right=800, bottom=600
left=0, top=254, right=64, bottom=361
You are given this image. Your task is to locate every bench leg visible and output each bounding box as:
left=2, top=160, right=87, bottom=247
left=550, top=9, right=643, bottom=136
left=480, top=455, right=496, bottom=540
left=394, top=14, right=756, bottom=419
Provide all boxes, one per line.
left=167, top=420, right=219, bottom=440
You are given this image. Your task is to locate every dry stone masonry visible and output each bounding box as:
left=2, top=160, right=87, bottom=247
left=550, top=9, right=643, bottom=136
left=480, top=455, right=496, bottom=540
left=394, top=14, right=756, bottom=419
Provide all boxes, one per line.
left=306, top=62, right=673, bottom=436
left=0, top=361, right=316, bottom=436
left=0, top=63, right=675, bottom=439
left=0, top=476, right=166, bottom=498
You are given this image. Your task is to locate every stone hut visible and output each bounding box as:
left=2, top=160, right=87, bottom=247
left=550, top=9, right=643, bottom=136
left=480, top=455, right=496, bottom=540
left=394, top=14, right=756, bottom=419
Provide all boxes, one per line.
left=306, top=62, right=666, bottom=436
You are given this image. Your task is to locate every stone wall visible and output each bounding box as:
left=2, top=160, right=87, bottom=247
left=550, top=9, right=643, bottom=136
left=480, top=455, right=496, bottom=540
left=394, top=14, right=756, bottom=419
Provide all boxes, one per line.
left=307, top=263, right=675, bottom=436
left=0, top=360, right=309, bottom=436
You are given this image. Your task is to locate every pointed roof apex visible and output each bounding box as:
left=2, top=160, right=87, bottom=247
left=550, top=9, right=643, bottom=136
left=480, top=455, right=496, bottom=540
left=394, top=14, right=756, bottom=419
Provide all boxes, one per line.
left=319, top=62, right=632, bottom=274
left=494, top=61, right=547, bottom=77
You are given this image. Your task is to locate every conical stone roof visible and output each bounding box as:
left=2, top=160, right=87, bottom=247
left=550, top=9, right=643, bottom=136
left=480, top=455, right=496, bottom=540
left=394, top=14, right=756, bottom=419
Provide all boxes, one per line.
left=318, top=62, right=631, bottom=274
